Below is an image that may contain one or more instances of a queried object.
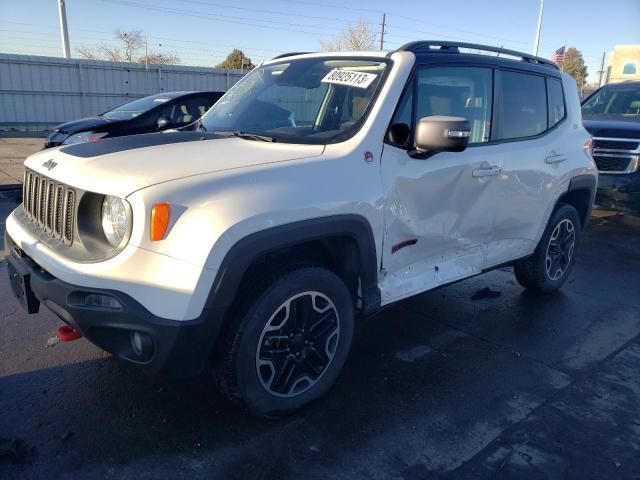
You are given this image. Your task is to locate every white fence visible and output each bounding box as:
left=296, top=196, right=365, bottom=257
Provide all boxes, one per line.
left=0, top=53, right=244, bottom=131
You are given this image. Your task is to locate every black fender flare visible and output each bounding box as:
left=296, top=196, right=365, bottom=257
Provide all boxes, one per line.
left=563, top=173, right=597, bottom=229
left=202, top=215, right=382, bottom=320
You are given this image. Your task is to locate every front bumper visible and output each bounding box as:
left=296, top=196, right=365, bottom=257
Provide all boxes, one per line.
left=5, top=245, right=218, bottom=376
left=596, top=171, right=640, bottom=216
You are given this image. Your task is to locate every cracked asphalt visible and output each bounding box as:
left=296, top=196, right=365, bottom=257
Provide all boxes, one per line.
left=1, top=186, right=639, bottom=479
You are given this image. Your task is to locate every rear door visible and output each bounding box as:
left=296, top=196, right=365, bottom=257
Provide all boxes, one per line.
left=483, top=70, right=569, bottom=267
left=379, top=65, right=503, bottom=304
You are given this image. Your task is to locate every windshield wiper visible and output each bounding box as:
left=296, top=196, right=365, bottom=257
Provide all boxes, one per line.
left=232, top=131, right=275, bottom=142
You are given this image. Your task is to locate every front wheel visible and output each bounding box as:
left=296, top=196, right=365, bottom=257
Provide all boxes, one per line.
left=213, top=267, right=354, bottom=417
left=514, top=203, right=581, bottom=293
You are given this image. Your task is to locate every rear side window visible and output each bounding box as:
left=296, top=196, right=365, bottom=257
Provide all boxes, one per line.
left=547, top=78, right=565, bottom=128
left=498, top=71, right=547, bottom=140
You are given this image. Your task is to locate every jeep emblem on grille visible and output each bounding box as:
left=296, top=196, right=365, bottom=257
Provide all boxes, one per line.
left=42, top=159, right=58, bottom=171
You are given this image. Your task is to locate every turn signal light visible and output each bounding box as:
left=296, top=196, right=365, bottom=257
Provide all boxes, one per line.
left=150, top=203, right=170, bottom=241
left=584, top=137, right=594, bottom=159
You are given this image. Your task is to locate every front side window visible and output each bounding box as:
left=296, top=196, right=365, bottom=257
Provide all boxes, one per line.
left=498, top=71, right=547, bottom=140
left=200, top=57, right=390, bottom=144
left=102, top=94, right=172, bottom=121
left=415, top=67, right=493, bottom=144
left=160, top=96, right=210, bottom=125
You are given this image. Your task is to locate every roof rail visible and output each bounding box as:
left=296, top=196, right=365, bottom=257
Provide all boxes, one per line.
left=272, top=52, right=313, bottom=60
left=396, top=41, right=559, bottom=70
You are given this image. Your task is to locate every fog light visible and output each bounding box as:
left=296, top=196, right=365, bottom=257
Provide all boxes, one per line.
left=130, top=331, right=153, bottom=357
left=84, top=294, right=122, bottom=310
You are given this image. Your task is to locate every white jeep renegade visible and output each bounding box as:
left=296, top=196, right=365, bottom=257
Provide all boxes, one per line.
left=5, top=42, right=597, bottom=417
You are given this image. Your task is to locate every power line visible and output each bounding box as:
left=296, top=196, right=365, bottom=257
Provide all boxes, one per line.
left=178, top=0, right=379, bottom=26
left=0, top=23, right=284, bottom=54
left=99, top=0, right=342, bottom=37
left=280, top=0, right=383, bottom=14
left=279, top=0, right=533, bottom=48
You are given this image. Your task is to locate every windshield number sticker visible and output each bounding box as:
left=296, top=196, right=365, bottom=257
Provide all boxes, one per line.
left=321, top=69, right=377, bottom=89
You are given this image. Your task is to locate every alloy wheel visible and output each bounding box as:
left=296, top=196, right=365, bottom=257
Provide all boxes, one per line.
left=256, top=291, right=340, bottom=398
left=545, top=218, right=576, bottom=281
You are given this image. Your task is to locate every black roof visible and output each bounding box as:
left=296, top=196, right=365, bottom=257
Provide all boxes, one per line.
left=395, top=40, right=561, bottom=76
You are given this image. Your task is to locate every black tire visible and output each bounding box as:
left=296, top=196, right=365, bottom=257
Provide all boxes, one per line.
left=514, top=203, right=581, bottom=293
left=213, top=267, right=354, bottom=418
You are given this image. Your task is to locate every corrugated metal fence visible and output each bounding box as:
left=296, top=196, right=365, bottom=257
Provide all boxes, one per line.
left=0, top=53, right=244, bottom=131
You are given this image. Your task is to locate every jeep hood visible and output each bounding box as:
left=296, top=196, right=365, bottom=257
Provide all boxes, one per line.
left=24, top=131, right=324, bottom=197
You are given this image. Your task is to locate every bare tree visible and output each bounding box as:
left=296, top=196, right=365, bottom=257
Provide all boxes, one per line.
left=97, top=44, right=124, bottom=62
left=115, top=29, right=143, bottom=62
left=320, top=21, right=377, bottom=52
left=77, top=29, right=179, bottom=65
left=142, top=52, right=180, bottom=65
left=76, top=45, right=100, bottom=60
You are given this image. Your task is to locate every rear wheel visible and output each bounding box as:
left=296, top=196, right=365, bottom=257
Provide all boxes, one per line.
left=514, top=203, right=580, bottom=293
left=213, top=267, right=354, bottom=417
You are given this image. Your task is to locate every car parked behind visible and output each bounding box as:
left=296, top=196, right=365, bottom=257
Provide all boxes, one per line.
left=44, top=91, right=224, bottom=148
left=582, top=81, right=640, bottom=215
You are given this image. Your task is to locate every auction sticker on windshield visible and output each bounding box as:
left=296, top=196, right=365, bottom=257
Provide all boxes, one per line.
left=321, top=69, right=377, bottom=89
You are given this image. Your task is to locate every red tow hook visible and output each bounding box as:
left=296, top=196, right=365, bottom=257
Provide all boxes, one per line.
left=56, top=325, right=82, bottom=342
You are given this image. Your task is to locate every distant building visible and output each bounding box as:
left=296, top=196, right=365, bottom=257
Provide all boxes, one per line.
left=606, top=45, right=640, bottom=84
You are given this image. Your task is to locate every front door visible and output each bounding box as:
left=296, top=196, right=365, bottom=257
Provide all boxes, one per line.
left=379, top=65, right=502, bottom=305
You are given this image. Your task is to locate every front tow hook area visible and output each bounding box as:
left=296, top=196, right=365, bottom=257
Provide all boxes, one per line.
left=56, top=325, right=82, bottom=342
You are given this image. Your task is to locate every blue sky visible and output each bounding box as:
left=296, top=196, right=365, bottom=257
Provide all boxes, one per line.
left=1, top=0, right=638, bottom=82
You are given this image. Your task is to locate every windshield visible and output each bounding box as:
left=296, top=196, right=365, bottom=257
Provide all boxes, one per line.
left=582, top=85, right=640, bottom=118
left=102, top=94, right=173, bottom=121
left=199, top=57, right=391, bottom=143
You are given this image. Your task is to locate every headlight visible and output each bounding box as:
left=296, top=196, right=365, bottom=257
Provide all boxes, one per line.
left=62, top=131, right=108, bottom=145
left=101, top=196, right=130, bottom=247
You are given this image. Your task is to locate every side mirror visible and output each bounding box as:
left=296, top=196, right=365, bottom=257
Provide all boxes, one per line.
left=156, top=116, right=172, bottom=131
left=410, top=116, right=471, bottom=158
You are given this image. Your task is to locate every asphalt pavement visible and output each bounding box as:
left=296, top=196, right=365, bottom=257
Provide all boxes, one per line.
left=1, top=188, right=639, bottom=479
left=0, top=137, right=42, bottom=187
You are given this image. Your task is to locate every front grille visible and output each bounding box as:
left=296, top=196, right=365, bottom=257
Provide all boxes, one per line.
left=22, top=168, right=75, bottom=245
left=593, top=139, right=639, bottom=151
left=593, top=155, right=633, bottom=172
left=592, top=137, right=640, bottom=174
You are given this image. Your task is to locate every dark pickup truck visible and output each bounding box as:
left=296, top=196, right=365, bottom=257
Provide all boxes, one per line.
left=582, top=81, right=640, bottom=215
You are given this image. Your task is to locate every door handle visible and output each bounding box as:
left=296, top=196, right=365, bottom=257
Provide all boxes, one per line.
left=545, top=154, right=568, bottom=164
left=472, top=165, right=502, bottom=177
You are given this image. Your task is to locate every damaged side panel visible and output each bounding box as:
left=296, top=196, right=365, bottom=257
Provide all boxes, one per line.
left=378, top=143, right=501, bottom=305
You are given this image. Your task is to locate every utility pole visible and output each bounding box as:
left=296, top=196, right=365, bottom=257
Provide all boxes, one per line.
left=380, top=13, right=386, bottom=51
left=598, top=51, right=606, bottom=87
left=57, top=0, right=71, bottom=58
left=533, top=0, right=544, bottom=56
left=145, top=36, right=149, bottom=70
